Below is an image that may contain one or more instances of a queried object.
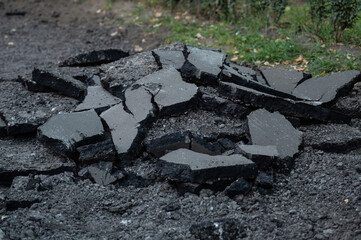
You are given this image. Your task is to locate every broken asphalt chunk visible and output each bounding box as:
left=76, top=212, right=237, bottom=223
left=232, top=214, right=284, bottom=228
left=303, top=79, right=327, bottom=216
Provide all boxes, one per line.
left=301, top=124, right=361, bottom=153
left=100, top=104, right=146, bottom=162
left=256, top=171, right=274, bottom=189
left=218, top=81, right=350, bottom=123
left=0, top=81, right=77, bottom=135
left=32, top=68, right=87, bottom=100
left=235, top=145, right=278, bottom=170
left=77, top=139, right=117, bottom=163
left=133, top=67, right=199, bottom=116
left=190, top=218, right=246, bottom=240
left=292, top=70, right=361, bottom=104
left=226, top=178, right=252, bottom=197
left=86, top=162, right=124, bottom=186
left=124, top=85, right=155, bottom=123
left=157, top=148, right=257, bottom=183
left=247, top=109, right=303, bottom=169
left=146, top=131, right=191, bottom=157
left=59, top=49, right=129, bottom=67
left=100, top=51, right=159, bottom=99
left=181, top=46, right=225, bottom=86
left=152, top=50, right=186, bottom=70
left=37, top=110, right=105, bottom=158
left=261, top=67, right=311, bottom=94
left=191, top=135, right=223, bottom=155
left=75, top=86, right=121, bottom=114
left=0, top=137, right=75, bottom=185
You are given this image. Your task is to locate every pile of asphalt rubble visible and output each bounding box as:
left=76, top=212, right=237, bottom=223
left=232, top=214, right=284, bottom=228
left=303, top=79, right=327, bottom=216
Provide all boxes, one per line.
left=1, top=42, right=361, bottom=238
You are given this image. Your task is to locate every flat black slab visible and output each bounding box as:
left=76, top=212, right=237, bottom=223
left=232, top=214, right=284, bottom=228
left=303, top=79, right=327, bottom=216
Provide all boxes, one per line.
left=218, top=81, right=350, bottom=123
left=0, top=137, right=75, bottom=185
left=146, top=131, right=191, bottom=157
left=300, top=124, right=361, bottom=153
left=0, top=81, right=78, bottom=135
left=100, top=51, right=159, bottom=99
left=87, top=162, right=124, bottom=186
left=133, top=67, right=199, bottom=116
left=77, top=139, right=117, bottom=163
left=75, top=86, right=121, bottom=114
left=152, top=50, right=186, bottom=70
left=247, top=109, right=303, bottom=161
left=181, top=46, right=225, bottom=86
left=124, top=85, right=155, bottom=123
left=261, top=67, right=311, bottom=94
left=190, top=135, right=224, bottom=155
left=59, top=49, right=129, bottom=67
left=38, top=110, right=105, bottom=158
left=32, top=68, right=87, bottom=100
left=100, top=104, right=146, bottom=161
left=158, top=148, right=257, bottom=183
left=235, top=144, right=278, bottom=170
left=292, top=70, right=361, bottom=104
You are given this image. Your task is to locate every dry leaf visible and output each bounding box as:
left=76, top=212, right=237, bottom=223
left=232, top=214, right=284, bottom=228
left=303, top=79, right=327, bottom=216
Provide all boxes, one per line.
left=155, top=12, right=162, bottom=18
left=134, top=45, right=143, bottom=52
left=110, top=31, right=118, bottom=37
left=230, top=56, right=238, bottom=62
left=8, top=42, right=14, bottom=46
left=153, top=23, right=162, bottom=28
left=320, top=71, right=326, bottom=76
left=196, top=33, right=203, bottom=39
left=142, top=39, right=146, bottom=43
left=263, top=61, right=270, bottom=66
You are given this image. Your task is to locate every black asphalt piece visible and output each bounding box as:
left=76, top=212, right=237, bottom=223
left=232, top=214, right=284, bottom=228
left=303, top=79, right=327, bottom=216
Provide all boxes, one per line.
left=0, top=118, right=6, bottom=137
left=0, top=81, right=78, bottom=136
left=256, top=171, right=274, bottom=189
left=247, top=109, right=303, bottom=169
left=87, top=162, right=124, bottom=186
left=75, top=86, right=121, bottom=114
left=37, top=110, right=105, bottom=158
left=191, top=135, right=224, bottom=155
left=5, top=11, right=26, bottom=16
left=301, top=124, right=361, bottom=153
left=132, top=67, right=199, bottom=116
left=292, top=70, right=361, bottom=104
left=190, top=218, right=245, bottom=240
left=221, top=65, right=301, bottom=100
left=19, top=76, right=51, bottom=92
left=59, top=49, right=129, bottom=67
left=158, top=148, right=257, bottom=183
left=218, top=81, right=351, bottom=123
left=225, top=178, right=252, bottom=197
left=261, top=67, right=311, bottom=94
left=226, top=62, right=257, bottom=78
left=100, top=104, right=146, bottom=162
left=146, top=131, right=191, bottom=157
left=152, top=50, right=186, bottom=70
left=235, top=144, right=278, bottom=170
left=100, top=51, right=160, bottom=99
left=181, top=46, right=225, bottom=86
left=32, top=68, right=87, bottom=100
left=199, top=93, right=250, bottom=119
left=124, top=85, right=155, bottom=123
left=77, top=139, right=117, bottom=163
left=0, top=137, right=75, bottom=185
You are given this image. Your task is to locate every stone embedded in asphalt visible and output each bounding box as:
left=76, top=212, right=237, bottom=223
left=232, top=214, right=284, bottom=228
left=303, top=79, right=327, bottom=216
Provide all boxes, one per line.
left=191, top=135, right=224, bottom=155
left=301, top=124, right=361, bottom=153
left=221, top=65, right=300, bottom=100
left=0, top=118, right=6, bottom=137
left=256, top=171, right=274, bottom=189
left=87, top=162, right=124, bottom=186
left=199, top=93, right=250, bottom=119
left=38, top=110, right=105, bottom=158
left=75, top=86, right=121, bottom=114
left=100, top=104, right=146, bottom=161
left=0, top=81, right=77, bottom=135
left=146, top=131, right=191, bottom=157
left=292, top=70, right=361, bottom=104
left=181, top=46, right=225, bottom=86
left=157, top=148, right=257, bottom=183
left=124, top=85, right=155, bottom=123
left=152, top=50, right=186, bottom=70
left=77, top=139, right=117, bottom=163
left=261, top=67, right=311, bottom=94
left=247, top=109, right=303, bottom=164
left=100, top=51, right=159, bottom=99
left=0, top=137, right=75, bottom=185
left=235, top=145, right=278, bottom=170
left=133, top=67, right=199, bottom=116
left=32, top=68, right=87, bottom=100
left=226, top=178, right=252, bottom=198
left=218, top=81, right=351, bottom=123
left=190, top=218, right=245, bottom=240
left=59, top=49, right=129, bottom=67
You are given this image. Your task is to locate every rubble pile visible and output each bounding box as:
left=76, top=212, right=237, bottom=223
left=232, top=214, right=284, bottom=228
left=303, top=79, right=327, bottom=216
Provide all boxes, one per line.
left=1, top=42, right=361, bottom=239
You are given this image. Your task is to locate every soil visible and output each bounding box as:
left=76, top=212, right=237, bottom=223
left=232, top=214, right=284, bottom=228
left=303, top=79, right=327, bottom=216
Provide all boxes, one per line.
left=1, top=1, right=361, bottom=240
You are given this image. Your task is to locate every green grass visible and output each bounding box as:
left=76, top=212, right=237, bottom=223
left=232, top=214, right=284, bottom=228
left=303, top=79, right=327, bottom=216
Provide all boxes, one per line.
left=125, top=1, right=361, bottom=76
